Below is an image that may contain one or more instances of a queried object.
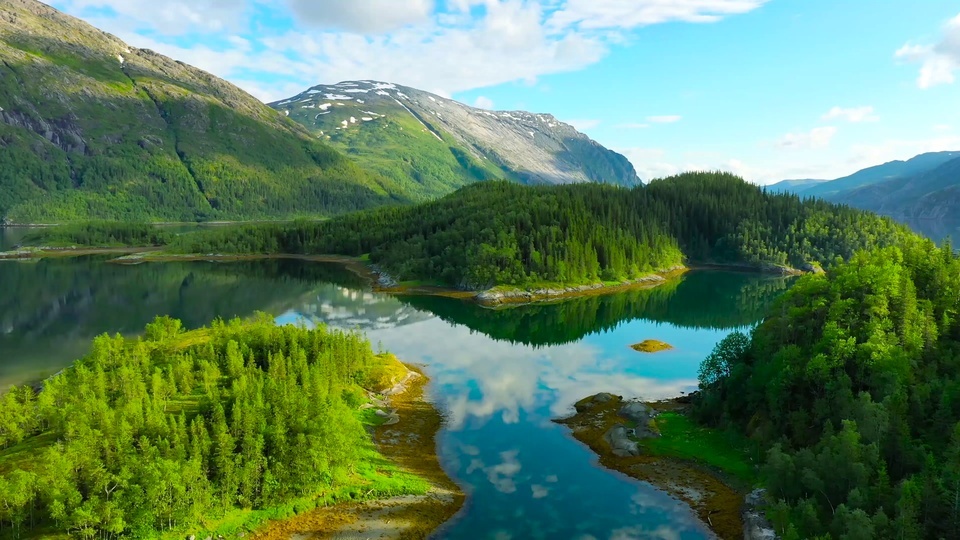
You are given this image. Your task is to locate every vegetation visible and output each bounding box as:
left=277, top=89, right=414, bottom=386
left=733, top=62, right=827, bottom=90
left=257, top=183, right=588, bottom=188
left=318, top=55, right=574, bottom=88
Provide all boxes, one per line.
left=171, top=173, right=911, bottom=289
left=694, top=237, right=960, bottom=539
left=19, top=222, right=172, bottom=247
left=644, top=411, right=758, bottom=484
left=0, top=315, right=428, bottom=539
left=630, top=340, right=674, bottom=353
left=0, top=1, right=408, bottom=223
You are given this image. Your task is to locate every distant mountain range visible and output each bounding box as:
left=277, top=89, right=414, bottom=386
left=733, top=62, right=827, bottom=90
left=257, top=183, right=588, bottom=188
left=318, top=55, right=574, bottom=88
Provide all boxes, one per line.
left=269, top=81, right=640, bottom=198
left=0, top=0, right=637, bottom=223
left=768, top=151, right=960, bottom=222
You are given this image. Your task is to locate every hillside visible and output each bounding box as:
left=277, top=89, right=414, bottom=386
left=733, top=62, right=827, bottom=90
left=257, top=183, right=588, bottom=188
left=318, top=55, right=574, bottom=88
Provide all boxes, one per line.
left=796, top=151, right=960, bottom=198
left=764, top=178, right=826, bottom=194
left=0, top=0, right=404, bottom=223
left=171, top=173, right=912, bottom=291
left=270, top=81, right=641, bottom=199
left=831, top=155, right=960, bottom=220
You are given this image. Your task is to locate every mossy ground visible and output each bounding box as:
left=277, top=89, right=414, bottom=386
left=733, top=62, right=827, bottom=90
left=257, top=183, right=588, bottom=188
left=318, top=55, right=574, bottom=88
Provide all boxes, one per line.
left=630, top=340, right=675, bottom=353
left=557, top=394, right=757, bottom=540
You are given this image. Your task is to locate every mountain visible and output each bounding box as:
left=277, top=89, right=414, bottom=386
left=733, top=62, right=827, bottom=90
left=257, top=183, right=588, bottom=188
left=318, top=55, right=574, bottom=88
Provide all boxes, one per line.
left=800, top=151, right=960, bottom=198
left=764, top=178, right=827, bottom=194
left=0, top=0, right=405, bottom=223
left=270, top=81, right=641, bottom=199
left=831, top=155, right=960, bottom=220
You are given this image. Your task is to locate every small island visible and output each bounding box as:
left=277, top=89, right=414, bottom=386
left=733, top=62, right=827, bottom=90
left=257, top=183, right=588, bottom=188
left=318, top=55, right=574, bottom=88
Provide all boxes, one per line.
left=630, top=339, right=675, bottom=353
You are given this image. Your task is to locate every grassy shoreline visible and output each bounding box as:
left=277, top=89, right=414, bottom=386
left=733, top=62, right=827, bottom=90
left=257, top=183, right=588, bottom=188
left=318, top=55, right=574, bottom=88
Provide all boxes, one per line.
left=0, top=245, right=694, bottom=306
left=249, top=363, right=464, bottom=540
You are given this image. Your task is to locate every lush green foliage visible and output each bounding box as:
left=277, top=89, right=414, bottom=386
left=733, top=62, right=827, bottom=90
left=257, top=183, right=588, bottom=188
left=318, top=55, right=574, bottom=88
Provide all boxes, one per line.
left=695, top=238, right=960, bottom=539
left=19, top=222, right=172, bottom=247
left=645, top=412, right=759, bottom=484
left=0, top=316, right=424, bottom=538
left=173, top=173, right=911, bottom=289
left=0, top=3, right=405, bottom=223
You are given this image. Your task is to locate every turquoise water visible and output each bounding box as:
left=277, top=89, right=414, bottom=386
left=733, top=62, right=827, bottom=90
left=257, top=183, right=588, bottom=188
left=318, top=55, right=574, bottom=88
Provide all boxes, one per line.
left=1, top=257, right=791, bottom=538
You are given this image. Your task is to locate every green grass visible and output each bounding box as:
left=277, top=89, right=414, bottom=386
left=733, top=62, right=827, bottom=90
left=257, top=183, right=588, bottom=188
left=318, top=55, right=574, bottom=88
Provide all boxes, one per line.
left=644, top=412, right=761, bottom=484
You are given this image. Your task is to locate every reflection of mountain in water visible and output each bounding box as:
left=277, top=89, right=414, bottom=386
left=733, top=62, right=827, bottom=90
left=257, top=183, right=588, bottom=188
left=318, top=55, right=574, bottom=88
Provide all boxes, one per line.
left=0, top=258, right=369, bottom=387
left=286, top=284, right=432, bottom=331
left=397, top=271, right=794, bottom=347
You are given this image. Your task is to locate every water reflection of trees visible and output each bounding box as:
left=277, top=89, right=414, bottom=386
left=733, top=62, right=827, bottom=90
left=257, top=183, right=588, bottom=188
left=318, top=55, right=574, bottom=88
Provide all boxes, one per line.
left=0, top=258, right=367, bottom=386
left=397, top=272, right=794, bottom=347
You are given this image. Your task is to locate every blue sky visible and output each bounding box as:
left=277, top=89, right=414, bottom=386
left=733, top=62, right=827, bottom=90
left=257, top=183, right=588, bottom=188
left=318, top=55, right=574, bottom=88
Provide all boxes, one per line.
left=45, top=0, right=960, bottom=183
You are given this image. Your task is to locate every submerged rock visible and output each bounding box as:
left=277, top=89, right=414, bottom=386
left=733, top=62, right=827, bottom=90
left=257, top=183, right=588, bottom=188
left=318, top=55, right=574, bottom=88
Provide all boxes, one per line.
left=604, top=425, right=640, bottom=457
left=630, top=340, right=674, bottom=353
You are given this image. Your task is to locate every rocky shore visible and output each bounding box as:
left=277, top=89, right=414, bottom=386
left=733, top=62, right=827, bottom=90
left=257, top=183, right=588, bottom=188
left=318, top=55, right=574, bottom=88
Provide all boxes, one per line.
left=557, top=393, right=776, bottom=540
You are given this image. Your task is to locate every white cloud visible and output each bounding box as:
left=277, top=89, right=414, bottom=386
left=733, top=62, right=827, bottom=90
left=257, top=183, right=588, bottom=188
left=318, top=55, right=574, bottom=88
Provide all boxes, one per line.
left=776, top=126, right=837, bottom=150
left=48, top=0, right=765, bottom=102
left=287, top=0, right=435, bottom=33
left=647, top=115, right=682, bottom=123
left=549, top=0, right=768, bottom=30
left=474, top=96, right=495, bottom=110
left=896, top=13, right=960, bottom=89
left=934, top=124, right=953, bottom=132
left=51, top=0, right=247, bottom=35
left=822, top=106, right=878, bottom=123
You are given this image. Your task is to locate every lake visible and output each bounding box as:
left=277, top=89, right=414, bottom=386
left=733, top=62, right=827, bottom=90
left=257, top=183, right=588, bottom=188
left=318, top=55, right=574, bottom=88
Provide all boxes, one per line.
left=0, top=256, right=793, bottom=539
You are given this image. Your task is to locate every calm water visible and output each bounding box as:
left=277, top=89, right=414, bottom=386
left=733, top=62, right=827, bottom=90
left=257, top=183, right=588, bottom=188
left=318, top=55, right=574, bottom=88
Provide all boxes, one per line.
left=0, top=256, right=793, bottom=539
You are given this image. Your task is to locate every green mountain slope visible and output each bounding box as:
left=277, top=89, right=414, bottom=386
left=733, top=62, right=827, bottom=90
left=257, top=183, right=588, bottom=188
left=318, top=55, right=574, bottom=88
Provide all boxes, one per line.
left=0, top=0, right=404, bottom=223
left=270, top=81, right=641, bottom=200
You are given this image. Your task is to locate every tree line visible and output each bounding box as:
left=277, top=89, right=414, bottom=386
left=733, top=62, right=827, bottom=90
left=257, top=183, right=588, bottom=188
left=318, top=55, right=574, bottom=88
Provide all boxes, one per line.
left=0, top=315, right=415, bottom=538
left=695, top=236, right=960, bottom=539
left=169, top=173, right=911, bottom=289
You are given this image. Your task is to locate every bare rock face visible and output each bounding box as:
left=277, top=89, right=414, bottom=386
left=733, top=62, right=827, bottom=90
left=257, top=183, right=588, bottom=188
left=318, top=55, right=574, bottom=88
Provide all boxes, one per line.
left=272, top=81, right=642, bottom=188
left=574, top=392, right=620, bottom=413
left=604, top=425, right=641, bottom=457
left=743, top=489, right=778, bottom=540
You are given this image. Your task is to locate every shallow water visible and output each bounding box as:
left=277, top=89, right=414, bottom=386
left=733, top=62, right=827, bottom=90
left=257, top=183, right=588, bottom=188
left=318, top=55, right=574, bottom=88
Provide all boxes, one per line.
left=0, top=257, right=792, bottom=539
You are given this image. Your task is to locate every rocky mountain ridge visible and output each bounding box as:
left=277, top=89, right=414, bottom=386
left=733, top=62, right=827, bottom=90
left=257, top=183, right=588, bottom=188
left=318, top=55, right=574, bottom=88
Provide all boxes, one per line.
left=271, top=81, right=641, bottom=190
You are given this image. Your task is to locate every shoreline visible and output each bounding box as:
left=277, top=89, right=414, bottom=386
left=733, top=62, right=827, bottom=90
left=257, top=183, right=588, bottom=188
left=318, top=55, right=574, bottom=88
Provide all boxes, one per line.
left=556, top=393, right=755, bottom=540
left=251, top=363, right=464, bottom=540
left=0, top=246, right=805, bottom=307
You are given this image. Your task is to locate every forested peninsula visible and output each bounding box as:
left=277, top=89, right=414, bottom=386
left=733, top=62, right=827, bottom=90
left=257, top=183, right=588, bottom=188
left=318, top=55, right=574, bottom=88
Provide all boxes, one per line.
left=691, top=237, right=960, bottom=539
left=0, top=316, right=460, bottom=539
left=11, top=173, right=912, bottom=302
